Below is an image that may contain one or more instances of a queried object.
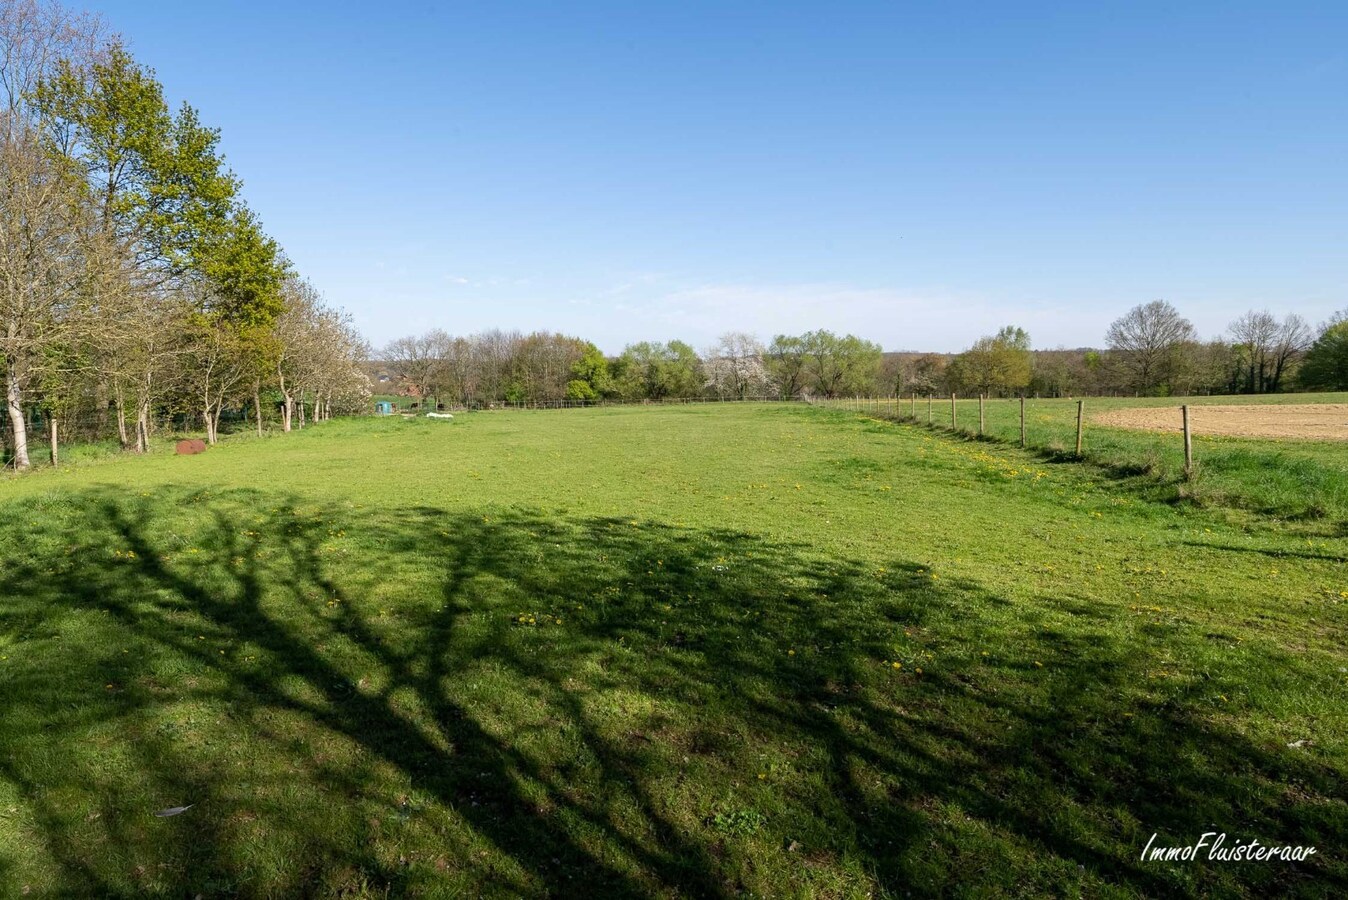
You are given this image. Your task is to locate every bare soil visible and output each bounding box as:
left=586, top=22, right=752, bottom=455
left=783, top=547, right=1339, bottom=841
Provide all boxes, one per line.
left=1094, top=403, right=1348, bottom=441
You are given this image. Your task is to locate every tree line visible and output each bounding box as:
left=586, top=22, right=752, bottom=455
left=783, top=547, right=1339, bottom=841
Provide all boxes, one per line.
left=867, top=302, right=1345, bottom=400
left=922, top=301, right=1343, bottom=399
left=0, top=0, right=368, bottom=470
left=382, top=300, right=1348, bottom=407
left=378, top=329, right=887, bottom=406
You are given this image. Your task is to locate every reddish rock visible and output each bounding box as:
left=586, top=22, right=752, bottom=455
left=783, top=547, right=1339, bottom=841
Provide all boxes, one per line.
left=175, top=439, right=207, bottom=455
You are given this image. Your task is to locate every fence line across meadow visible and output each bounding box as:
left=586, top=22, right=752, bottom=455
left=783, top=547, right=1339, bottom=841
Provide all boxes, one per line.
left=811, top=393, right=1204, bottom=479
left=2, top=391, right=1286, bottom=484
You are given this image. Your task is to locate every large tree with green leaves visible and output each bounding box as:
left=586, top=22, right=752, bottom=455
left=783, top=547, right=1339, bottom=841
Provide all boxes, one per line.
left=615, top=340, right=703, bottom=400
left=566, top=341, right=612, bottom=401
left=1298, top=314, right=1348, bottom=390
left=185, top=205, right=288, bottom=441
left=36, top=40, right=238, bottom=449
left=766, top=334, right=808, bottom=399
left=800, top=330, right=882, bottom=398
left=948, top=326, right=1032, bottom=396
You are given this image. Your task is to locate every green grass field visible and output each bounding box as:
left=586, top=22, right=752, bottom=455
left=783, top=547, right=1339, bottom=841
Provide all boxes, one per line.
left=1, top=404, right=1345, bottom=897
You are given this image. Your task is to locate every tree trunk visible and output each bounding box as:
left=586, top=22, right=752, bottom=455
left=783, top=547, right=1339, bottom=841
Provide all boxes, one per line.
left=135, top=402, right=150, bottom=454
left=278, top=367, right=293, bottom=432
left=5, top=364, right=29, bottom=470
left=254, top=382, right=264, bottom=436
left=114, top=385, right=130, bottom=450
left=48, top=414, right=58, bottom=468
left=203, top=380, right=216, bottom=444
left=298, top=390, right=306, bottom=429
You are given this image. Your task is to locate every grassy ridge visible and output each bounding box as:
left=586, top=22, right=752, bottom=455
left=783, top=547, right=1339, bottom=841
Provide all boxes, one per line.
left=0, top=405, right=1345, bottom=897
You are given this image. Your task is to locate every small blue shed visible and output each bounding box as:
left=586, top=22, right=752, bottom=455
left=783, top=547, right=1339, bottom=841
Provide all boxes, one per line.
left=375, top=401, right=394, bottom=416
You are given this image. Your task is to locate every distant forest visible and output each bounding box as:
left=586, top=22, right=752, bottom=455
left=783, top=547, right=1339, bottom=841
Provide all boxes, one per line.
left=375, top=300, right=1348, bottom=407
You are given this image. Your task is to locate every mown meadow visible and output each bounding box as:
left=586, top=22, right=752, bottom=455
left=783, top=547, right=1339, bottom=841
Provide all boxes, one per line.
left=0, top=404, right=1344, bottom=897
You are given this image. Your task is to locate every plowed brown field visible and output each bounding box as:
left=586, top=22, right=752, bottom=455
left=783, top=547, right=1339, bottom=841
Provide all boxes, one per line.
left=1094, top=403, right=1348, bottom=440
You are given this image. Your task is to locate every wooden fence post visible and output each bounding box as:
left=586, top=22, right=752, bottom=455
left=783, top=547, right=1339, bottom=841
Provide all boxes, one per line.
left=978, top=394, right=985, bottom=435
left=951, top=393, right=957, bottom=429
left=927, top=395, right=933, bottom=423
left=911, top=393, right=916, bottom=418
left=1183, top=405, right=1194, bottom=478
left=1019, top=396, right=1026, bottom=448
left=1075, top=399, right=1085, bottom=456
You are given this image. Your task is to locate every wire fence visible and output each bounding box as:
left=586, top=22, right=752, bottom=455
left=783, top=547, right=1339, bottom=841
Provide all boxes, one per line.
left=0, top=405, right=325, bottom=471
left=5, top=390, right=1333, bottom=486
left=810, top=394, right=1220, bottom=480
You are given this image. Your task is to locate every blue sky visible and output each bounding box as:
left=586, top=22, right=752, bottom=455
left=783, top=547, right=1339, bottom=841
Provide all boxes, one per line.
left=88, top=1, right=1346, bottom=352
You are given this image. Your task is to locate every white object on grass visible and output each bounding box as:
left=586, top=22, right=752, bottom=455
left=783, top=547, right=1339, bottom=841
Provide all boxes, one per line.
left=154, top=805, right=194, bottom=817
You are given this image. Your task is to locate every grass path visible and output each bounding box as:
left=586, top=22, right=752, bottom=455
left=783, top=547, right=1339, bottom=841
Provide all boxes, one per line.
left=1, top=405, right=1344, bottom=896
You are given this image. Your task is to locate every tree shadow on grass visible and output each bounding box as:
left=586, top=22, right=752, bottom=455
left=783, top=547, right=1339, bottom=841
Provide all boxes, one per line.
left=1180, top=540, right=1348, bottom=565
left=0, top=487, right=1343, bottom=897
